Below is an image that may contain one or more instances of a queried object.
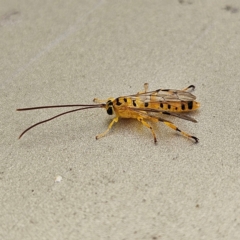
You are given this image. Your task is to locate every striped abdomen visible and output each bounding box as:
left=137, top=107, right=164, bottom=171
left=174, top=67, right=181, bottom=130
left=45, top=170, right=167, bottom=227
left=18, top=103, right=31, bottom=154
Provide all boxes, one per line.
left=142, top=101, right=200, bottom=112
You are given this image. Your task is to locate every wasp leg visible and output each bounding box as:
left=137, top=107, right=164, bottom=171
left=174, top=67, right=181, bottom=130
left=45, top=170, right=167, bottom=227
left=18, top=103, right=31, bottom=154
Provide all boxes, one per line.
left=93, top=98, right=109, bottom=103
left=137, top=83, right=149, bottom=94
left=182, top=85, right=195, bottom=92
left=137, top=117, right=157, bottom=143
left=143, top=83, right=149, bottom=92
left=96, top=117, right=119, bottom=140
left=157, top=117, right=198, bottom=143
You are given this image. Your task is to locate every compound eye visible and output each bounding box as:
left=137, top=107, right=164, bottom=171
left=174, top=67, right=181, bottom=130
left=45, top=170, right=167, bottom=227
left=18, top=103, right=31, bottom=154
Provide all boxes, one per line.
left=107, top=106, right=113, bottom=115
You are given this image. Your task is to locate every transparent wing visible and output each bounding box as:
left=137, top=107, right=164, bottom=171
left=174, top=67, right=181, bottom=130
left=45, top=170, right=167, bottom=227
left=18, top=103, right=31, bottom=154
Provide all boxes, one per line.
left=125, top=89, right=196, bottom=103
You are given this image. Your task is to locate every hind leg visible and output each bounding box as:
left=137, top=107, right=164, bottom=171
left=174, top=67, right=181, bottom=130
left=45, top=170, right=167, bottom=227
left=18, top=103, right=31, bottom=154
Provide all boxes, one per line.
left=182, top=85, right=195, bottom=92
left=146, top=115, right=198, bottom=143
left=158, top=117, right=198, bottom=142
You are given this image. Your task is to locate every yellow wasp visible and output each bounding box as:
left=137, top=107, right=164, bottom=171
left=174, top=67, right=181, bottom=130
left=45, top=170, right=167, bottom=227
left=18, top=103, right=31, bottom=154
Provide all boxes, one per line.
left=17, top=83, right=200, bottom=143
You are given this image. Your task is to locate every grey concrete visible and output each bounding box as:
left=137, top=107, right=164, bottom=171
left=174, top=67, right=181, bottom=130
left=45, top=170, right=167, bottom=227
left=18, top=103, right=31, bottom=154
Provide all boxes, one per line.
left=1, top=0, right=240, bottom=239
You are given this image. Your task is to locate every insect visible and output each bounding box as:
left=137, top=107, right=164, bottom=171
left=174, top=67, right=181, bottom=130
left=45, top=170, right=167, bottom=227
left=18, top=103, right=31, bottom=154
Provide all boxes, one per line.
left=17, top=83, right=200, bottom=143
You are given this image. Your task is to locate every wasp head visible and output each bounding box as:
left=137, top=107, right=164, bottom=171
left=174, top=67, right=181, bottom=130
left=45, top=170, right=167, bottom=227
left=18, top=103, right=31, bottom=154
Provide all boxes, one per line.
left=105, top=98, right=115, bottom=115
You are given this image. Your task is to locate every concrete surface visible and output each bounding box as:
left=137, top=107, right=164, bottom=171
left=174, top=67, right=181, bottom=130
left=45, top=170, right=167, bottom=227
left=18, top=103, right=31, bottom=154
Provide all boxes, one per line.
left=1, top=0, right=240, bottom=239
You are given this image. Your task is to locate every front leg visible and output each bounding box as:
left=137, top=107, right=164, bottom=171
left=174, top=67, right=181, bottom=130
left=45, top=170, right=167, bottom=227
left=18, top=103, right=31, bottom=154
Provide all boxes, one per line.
left=93, top=98, right=108, bottom=103
left=96, top=117, right=119, bottom=140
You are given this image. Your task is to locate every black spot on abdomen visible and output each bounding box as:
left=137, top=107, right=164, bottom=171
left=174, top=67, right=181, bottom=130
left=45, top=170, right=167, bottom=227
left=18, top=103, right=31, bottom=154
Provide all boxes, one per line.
left=188, top=101, right=193, bottom=110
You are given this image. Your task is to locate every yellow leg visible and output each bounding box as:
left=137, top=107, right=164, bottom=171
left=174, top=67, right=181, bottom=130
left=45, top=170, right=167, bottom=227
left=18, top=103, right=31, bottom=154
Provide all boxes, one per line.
left=96, top=117, right=119, bottom=140
left=93, top=98, right=108, bottom=103
left=137, top=83, right=149, bottom=94
left=143, top=83, right=149, bottom=92
left=159, top=119, right=198, bottom=143
left=137, top=117, right=157, bottom=143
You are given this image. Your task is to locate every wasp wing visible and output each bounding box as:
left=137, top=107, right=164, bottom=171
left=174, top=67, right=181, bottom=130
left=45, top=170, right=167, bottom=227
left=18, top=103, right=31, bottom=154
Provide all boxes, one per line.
left=126, top=88, right=196, bottom=102
left=119, top=87, right=198, bottom=122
